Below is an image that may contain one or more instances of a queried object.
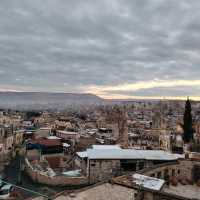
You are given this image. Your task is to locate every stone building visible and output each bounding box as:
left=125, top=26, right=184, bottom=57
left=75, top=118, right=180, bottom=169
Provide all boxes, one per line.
left=32, top=159, right=200, bottom=200
left=76, top=146, right=184, bottom=184
left=13, top=129, right=24, bottom=147
left=0, top=125, right=15, bottom=173
left=112, top=159, right=200, bottom=200
left=0, top=125, right=14, bottom=153
left=56, top=130, right=80, bottom=148
left=152, top=111, right=167, bottom=129
left=105, top=107, right=129, bottom=148
left=159, top=130, right=172, bottom=151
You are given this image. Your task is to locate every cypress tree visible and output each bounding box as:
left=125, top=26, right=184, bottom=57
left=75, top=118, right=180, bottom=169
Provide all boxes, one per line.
left=183, top=98, right=193, bottom=143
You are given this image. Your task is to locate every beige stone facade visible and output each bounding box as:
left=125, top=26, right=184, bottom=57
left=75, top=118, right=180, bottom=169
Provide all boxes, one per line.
left=88, top=159, right=121, bottom=183
left=139, top=160, right=200, bottom=182
left=14, top=130, right=24, bottom=146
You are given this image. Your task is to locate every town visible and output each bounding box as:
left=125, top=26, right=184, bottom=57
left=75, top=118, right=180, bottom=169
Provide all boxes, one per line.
left=1, top=0, right=200, bottom=199
left=0, top=98, right=200, bottom=200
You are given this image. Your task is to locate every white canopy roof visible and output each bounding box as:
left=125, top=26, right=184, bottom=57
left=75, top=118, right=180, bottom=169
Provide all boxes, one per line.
left=92, top=145, right=121, bottom=150
left=77, top=148, right=184, bottom=161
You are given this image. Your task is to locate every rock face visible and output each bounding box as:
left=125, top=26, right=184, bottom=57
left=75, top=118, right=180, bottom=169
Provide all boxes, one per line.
left=0, top=92, right=104, bottom=110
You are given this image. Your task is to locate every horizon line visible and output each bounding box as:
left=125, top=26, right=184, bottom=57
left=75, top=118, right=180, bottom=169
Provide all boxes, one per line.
left=0, top=90, right=199, bottom=101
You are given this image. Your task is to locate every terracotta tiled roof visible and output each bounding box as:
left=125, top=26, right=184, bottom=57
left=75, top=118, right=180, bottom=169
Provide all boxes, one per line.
left=37, top=139, right=62, bottom=147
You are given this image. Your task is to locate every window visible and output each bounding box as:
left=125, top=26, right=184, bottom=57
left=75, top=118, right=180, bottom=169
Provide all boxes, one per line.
left=164, top=169, right=169, bottom=175
left=120, top=160, right=136, bottom=171
left=139, top=162, right=144, bottom=170
left=157, top=171, right=162, bottom=178
left=164, top=169, right=170, bottom=181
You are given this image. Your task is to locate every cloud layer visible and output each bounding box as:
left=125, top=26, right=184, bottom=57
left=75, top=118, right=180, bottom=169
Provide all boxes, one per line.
left=0, top=0, right=200, bottom=99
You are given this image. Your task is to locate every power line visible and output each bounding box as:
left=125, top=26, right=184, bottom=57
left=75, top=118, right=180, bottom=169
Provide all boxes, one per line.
left=0, top=179, right=51, bottom=200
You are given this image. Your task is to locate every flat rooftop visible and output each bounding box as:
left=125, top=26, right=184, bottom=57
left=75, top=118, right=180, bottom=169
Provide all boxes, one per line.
left=77, top=148, right=184, bottom=161
left=92, top=145, right=121, bottom=150
left=163, top=184, right=200, bottom=200
left=54, top=183, right=136, bottom=200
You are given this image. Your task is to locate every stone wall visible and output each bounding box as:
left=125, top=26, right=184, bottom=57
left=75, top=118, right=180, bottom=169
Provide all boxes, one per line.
left=25, top=158, right=88, bottom=186
left=138, top=160, right=200, bottom=181
left=89, top=159, right=121, bottom=183
left=88, top=159, right=166, bottom=184
left=89, top=159, right=160, bottom=184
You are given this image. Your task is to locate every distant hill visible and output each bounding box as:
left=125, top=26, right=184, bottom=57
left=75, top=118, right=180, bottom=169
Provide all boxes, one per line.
left=0, top=92, right=104, bottom=110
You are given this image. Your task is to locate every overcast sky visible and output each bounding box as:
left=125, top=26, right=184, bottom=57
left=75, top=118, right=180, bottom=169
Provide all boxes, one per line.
left=0, top=0, right=200, bottom=99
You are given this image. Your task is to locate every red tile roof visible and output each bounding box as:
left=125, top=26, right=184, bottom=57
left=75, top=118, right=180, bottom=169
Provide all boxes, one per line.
left=37, top=139, right=62, bottom=147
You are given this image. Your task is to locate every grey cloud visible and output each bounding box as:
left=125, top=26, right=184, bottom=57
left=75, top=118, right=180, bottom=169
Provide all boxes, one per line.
left=0, top=0, right=200, bottom=96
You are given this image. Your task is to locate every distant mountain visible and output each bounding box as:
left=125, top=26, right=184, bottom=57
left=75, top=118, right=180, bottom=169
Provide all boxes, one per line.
left=0, top=92, right=104, bottom=110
